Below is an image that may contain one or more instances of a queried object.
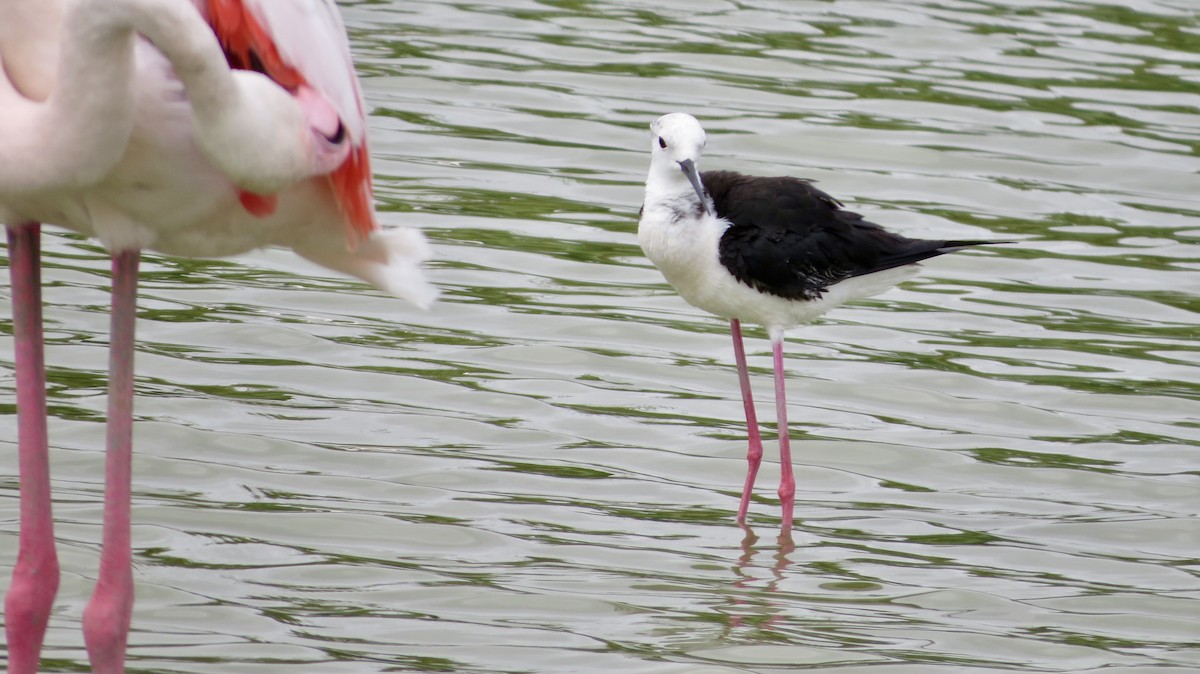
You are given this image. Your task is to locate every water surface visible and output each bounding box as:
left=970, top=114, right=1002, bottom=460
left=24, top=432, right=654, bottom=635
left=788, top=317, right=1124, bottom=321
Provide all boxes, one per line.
left=2, top=0, right=1199, bottom=672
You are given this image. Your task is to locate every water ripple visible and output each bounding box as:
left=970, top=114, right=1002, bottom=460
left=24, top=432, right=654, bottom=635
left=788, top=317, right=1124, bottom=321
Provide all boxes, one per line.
left=2, top=0, right=1199, bottom=672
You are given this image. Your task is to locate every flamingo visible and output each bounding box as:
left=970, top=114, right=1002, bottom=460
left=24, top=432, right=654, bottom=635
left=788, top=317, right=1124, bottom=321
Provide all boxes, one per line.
left=0, top=1, right=436, bottom=671
left=639, top=113, right=1005, bottom=534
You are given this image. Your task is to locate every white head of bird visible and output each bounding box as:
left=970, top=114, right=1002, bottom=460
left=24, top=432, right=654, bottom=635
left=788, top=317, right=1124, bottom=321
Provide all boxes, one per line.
left=646, top=112, right=711, bottom=214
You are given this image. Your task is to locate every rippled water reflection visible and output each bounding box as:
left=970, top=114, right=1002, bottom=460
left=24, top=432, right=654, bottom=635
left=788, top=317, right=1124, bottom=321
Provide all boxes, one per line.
left=3, top=0, right=1199, bottom=672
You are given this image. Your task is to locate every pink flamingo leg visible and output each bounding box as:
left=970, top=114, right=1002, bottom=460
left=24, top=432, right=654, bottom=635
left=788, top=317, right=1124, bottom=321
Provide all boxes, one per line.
left=771, top=336, right=795, bottom=533
left=730, top=319, right=764, bottom=523
left=5, top=223, right=60, bottom=674
left=82, top=249, right=140, bottom=674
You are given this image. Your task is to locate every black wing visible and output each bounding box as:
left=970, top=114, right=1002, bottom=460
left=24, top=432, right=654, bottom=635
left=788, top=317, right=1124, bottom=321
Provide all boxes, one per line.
left=704, top=170, right=998, bottom=301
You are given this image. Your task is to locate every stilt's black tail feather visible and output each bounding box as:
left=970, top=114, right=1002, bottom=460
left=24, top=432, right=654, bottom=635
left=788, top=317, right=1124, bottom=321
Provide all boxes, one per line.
left=849, top=239, right=1012, bottom=280
left=939, top=240, right=1016, bottom=253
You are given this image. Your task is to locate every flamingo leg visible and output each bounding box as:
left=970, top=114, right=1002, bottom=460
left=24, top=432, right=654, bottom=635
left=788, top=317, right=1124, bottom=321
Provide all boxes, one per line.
left=4, top=223, right=59, bottom=674
left=82, top=249, right=140, bottom=674
left=731, top=319, right=764, bottom=523
left=771, top=335, right=795, bottom=533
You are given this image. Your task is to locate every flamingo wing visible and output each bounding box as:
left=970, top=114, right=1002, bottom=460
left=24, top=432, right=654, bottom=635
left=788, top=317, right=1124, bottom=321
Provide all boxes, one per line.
left=206, top=0, right=376, bottom=243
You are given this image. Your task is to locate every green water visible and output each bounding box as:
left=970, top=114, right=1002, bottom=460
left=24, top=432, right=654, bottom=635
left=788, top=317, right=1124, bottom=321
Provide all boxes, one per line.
left=2, top=0, right=1199, bottom=672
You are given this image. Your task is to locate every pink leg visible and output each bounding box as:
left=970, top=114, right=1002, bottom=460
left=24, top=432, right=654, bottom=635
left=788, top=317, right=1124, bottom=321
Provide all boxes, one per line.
left=82, top=249, right=140, bottom=674
left=4, top=223, right=60, bottom=674
left=771, top=336, right=795, bottom=533
left=731, top=319, right=764, bottom=523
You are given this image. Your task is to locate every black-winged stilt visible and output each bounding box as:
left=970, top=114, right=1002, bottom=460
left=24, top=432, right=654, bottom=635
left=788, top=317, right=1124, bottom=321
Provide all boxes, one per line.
left=638, top=112, right=1006, bottom=534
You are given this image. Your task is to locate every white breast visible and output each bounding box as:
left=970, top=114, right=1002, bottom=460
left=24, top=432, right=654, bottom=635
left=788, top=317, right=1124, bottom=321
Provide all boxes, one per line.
left=639, top=205, right=920, bottom=334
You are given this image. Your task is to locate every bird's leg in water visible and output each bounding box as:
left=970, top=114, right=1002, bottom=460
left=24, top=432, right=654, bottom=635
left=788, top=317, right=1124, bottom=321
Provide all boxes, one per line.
left=731, top=319, right=764, bottom=523
left=771, top=335, right=795, bottom=533
left=4, top=223, right=59, bottom=674
left=83, top=249, right=140, bottom=674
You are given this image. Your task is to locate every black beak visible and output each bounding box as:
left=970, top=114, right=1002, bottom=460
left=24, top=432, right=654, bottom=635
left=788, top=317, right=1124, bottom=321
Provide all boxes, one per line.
left=678, top=159, right=709, bottom=214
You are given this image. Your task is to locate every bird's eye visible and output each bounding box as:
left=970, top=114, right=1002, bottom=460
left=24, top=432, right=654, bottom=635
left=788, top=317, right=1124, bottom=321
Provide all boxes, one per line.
left=658, top=136, right=667, bottom=149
